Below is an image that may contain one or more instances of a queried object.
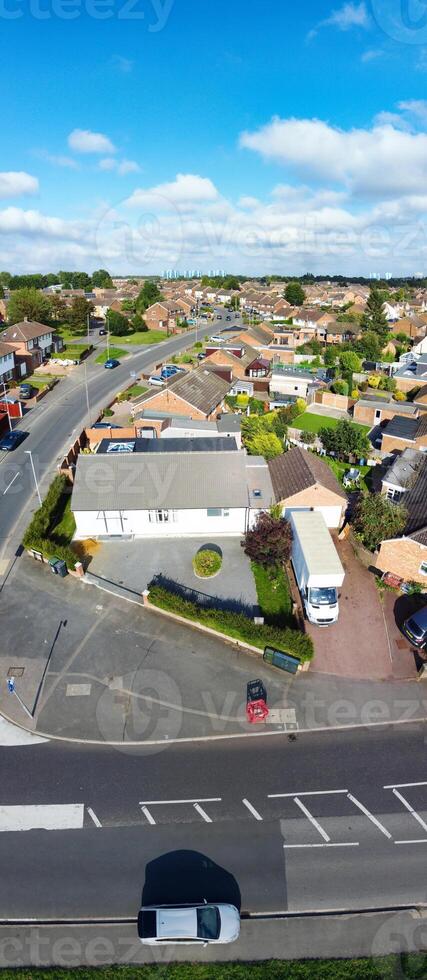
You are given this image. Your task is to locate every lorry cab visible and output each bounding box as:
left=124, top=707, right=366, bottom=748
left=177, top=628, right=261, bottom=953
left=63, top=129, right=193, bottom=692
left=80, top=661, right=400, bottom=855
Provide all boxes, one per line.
left=305, top=585, right=339, bottom=626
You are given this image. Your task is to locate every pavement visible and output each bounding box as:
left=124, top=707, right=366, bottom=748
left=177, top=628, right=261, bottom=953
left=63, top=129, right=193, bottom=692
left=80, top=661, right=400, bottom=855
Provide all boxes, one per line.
left=1, top=555, right=426, bottom=743
left=308, top=536, right=419, bottom=681
left=306, top=404, right=351, bottom=420
left=86, top=536, right=258, bottom=612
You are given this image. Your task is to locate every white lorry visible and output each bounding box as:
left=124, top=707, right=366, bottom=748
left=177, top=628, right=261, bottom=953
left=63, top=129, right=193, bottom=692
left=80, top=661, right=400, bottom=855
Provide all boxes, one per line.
left=290, top=511, right=345, bottom=626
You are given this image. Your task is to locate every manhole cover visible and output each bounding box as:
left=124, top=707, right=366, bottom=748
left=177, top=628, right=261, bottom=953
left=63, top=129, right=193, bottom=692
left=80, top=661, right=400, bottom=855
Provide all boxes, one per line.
left=8, top=667, right=24, bottom=677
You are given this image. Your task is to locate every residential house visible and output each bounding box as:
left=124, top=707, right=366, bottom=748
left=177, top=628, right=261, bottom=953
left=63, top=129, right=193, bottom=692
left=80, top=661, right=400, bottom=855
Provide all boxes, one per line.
left=392, top=354, right=427, bottom=393
left=380, top=414, right=427, bottom=454
left=144, top=301, right=182, bottom=333
left=132, top=367, right=232, bottom=422
left=272, top=326, right=315, bottom=350
left=292, top=309, right=336, bottom=330
left=268, top=446, right=347, bottom=528
left=376, top=450, right=427, bottom=584
left=71, top=448, right=273, bottom=539
left=324, top=321, right=359, bottom=345
left=389, top=315, right=426, bottom=340
left=0, top=341, right=17, bottom=385
left=269, top=365, right=325, bottom=401
left=1, top=319, right=57, bottom=373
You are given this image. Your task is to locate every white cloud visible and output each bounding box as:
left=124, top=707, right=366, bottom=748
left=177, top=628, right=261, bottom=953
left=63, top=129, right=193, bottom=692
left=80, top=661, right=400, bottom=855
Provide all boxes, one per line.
left=112, top=55, right=134, bottom=73
left=0, top=207, right=83, bottom=239
left=240, top=115, right=427, bottom=196
left=398, top=99, right=427, bottom=126
left=361, top=49, right=383, bottom=63
left=35, top=150, right=79, bottom=170
left=99, top=157, right=141, bottom=175
left=68, top=129, right=116, bottom=155
left=125, top=173, right=219, bottom=209
left=0, top=172, right=39, bottom=199
left=308, top=2, right=369, bottom=39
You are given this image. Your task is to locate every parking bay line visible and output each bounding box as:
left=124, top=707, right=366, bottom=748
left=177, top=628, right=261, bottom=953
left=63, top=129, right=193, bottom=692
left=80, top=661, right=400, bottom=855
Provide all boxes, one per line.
left=87, top=807, right=102, bottom=828
left=392, top=787, right=427, bottom=835
left=384, top=781, right=427, bottom=789
left=283, top=843, right=359, bottom=849
left=347, top=793, right=392, bottom=840
left=193, top=803, right=212, bottom=823
left=3, top=472, right=20, bottom=495
left=293, top=796, right=330, bottom=843
left=242, top=799, right=263, bottom=821
left=268, top=790, right=348, bottom=798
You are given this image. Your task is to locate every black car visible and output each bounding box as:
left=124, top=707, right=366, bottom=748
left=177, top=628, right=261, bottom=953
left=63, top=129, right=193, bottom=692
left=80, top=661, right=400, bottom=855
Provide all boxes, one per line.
left=0, top=429, right=27, bottom=451
left=99, top=328, right=107, bottom=336
left=402, top=606, right=427, bottom=649
left=19, top=384, right=34, bottom=400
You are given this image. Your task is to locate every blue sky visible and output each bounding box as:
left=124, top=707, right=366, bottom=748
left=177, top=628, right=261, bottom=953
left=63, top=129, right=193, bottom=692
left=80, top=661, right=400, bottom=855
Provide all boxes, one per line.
left=1, top=0, right=427, bottom=274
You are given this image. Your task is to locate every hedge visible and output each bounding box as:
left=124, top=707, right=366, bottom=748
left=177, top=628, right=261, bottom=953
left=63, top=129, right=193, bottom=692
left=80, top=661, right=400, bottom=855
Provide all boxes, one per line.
left=22, top=474, right=78, bottom=571
left=148, top=584, right=314, bottom=662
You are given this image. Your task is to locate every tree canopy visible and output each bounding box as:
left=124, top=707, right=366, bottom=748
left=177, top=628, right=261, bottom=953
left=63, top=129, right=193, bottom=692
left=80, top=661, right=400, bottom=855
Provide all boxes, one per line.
left=107, top=309, right=131, bottom=336
left=136, top=281, right=164, bottom=312
left=243, top=510, right=293, bottom=568
left=353, top=493, right=407, bottom=552
left=91, top=269, right=114, bottom=289
left=361, top=287, right=388, bottom=340
left=319, top=419, right=371, bottom=460
left=65, top=297, right=94, bottom=332
left=7, top=288, right=51, bottom=325
left=284, top=281, right=306, bottom=306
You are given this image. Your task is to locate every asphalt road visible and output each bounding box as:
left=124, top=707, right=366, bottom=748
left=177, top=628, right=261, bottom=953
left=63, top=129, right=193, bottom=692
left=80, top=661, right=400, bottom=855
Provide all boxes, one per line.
left=0, top=724, right=426, bottom=920
left=0, top=318, right=231, bottom=568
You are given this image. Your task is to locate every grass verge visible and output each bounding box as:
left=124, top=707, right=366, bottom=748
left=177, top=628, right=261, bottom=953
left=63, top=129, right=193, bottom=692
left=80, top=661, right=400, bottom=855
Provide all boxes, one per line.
left=1, top=955, right=426, bottom=978
left=95, top=347, right=127, bottom=364
left=251, top=562, right=293, bottom=626
left=109, top=330, right=167, bottom=345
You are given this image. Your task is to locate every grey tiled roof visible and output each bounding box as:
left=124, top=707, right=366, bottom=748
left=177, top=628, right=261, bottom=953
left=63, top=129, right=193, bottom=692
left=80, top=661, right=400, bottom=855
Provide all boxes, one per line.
left=71, top=451, right=249, bottom=512
left=2, top=320, right=52, bottom=342
left=404, top=455, right=427, bottom=537
left=137, top=367, right=232, bottom=416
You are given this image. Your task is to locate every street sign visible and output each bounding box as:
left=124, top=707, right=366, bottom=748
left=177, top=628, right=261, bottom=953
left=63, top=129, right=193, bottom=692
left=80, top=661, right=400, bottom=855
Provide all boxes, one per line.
left=7, top=677, right=15, bottom=693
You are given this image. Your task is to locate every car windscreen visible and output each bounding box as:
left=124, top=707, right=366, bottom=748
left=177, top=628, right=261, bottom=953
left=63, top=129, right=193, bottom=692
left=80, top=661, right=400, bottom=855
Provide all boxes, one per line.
left=196, top=906, right=220, bottom=940
left=309, top=588, right=337, bottom=605
left=406, top=617, right=425, bottom=639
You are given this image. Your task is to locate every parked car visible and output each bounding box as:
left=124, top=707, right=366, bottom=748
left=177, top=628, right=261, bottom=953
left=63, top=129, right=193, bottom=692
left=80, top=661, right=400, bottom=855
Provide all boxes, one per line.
left=197, top=352, right=207, bottom=360
left=216, top=315, right=222, bottom=320
left=104, top=358, right=120, bottom=369
left=401, top=606, right=427, bottom=649
left=19, top=383, right=34, bottom=400
left=92, top=422, right=122, bottom=430
left=226, top=315, right=232, bottom=320
left=138, top=903, right=240, bottom=946
left=209, top=335, right=223, bottom=343
left=148, top=375, right=165, bottom=386
left=99, top=328, right=107, bottom=336
left=0, top=429, right=27, bottom=451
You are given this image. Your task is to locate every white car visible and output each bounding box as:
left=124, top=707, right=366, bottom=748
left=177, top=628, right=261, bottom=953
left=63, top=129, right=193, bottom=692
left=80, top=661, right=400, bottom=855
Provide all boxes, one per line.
left=138, top=903, right=240, bottom=946
left=148, top=375, right=165, bottom=386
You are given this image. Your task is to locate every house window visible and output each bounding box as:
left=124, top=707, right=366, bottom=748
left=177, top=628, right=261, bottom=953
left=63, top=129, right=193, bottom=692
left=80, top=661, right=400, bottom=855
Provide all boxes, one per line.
left=419, top=561, right=427, bottom=576
left=207, top=508, right=222, bottom=517
left=149, top=510, right=174, bottom=523
left=386, top=488, right=402, bottom=502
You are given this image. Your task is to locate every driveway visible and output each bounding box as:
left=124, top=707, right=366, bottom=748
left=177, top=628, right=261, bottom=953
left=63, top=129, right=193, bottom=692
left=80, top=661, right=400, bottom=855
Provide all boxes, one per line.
left=87, top=536, right=258, bottom=614
left=307, top=536, right=396, bottom=680
left=306, top=404, right=350, bottom=420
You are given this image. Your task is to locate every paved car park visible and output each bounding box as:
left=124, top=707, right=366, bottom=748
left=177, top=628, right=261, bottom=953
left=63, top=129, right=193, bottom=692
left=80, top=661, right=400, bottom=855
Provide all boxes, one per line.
left=87, top=536, right=258, bottom=613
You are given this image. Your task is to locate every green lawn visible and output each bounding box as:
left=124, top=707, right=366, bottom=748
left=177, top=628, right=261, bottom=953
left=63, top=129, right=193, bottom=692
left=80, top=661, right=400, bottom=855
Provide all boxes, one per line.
left=54, top=344, right=90, bottom=361
left=323, top=457, right=373, bottom=491
left=27, top=375, right=57, bottom=389
left=292, top=412, right=370, bottom=436
left=117, top=383, right=148, bottom=402
left=109, top=330, right=167, bottom=345
left=95, top=347, right=127, bottom=364
left=50, top=495, right=76, bottom=545
left=251, top=562, right=293, bottom=627
left=1, top=956, right=425, bottom=979
left=56, top=324, right=88, bottom=342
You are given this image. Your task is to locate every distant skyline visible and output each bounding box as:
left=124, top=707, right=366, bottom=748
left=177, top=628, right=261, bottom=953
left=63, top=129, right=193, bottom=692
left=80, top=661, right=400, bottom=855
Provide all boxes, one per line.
left=2, top=1, right=427, bottom=276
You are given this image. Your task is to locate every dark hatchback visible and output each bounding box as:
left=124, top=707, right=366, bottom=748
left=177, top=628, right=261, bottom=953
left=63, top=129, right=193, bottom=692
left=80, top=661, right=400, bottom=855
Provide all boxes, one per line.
left=0, top=430, right=27, bottom=451
left=402, top=605, right=427, bottom=649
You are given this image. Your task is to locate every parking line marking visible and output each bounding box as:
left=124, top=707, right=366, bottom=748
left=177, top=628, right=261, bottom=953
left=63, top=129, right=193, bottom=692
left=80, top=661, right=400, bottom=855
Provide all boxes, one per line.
left=87, top=807, right=102, bottom=828
left=395, top=839, right=427, bottom=845
left=0, top=804, right=84, bottom=832
left=392, top=788, right=427, bottom=833
left=242, top=799, right=263, bottom=821
left=384, top=782, right=427, bottom=789
left=268, top=790, right=348, bottom=798
left=283, top=843, right=359, bottom=849
left=140, top=806, right=156, bottom=825
left=347, top=794, right=392, bottom=839
left=138, top=798, right=221, bottom=806
left=293, top=796, right=330, bottom=842
left=193, top=803, right=212, bottom=823
left=3, top=473, right=19, bottom=496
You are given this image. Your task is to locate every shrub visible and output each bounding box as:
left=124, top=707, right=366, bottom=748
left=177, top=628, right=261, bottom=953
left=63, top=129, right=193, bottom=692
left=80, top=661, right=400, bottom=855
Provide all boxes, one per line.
left=353, top=493, right=407, bottom=552
left=193, top=549, right=222, bottom=577
left=367, top=374, right=380, bottom=388
left=148, top=584, right=314, bottom=662
left=300, top=430, right=316, bottom=445
left=103, top=408, right=114, bottom=417
left=22, top=475, right=78, bottom=570
left=393, top=390, right=406, bottom=401
left=331, top=380, right=349, bottom=396
left=351, top=389, right=359, bottom=399
left=244, top=511, right=292, bottom=567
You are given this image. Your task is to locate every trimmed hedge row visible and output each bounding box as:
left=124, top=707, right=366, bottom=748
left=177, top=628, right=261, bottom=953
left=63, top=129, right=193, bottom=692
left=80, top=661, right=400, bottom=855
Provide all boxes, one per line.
left=22, top=474, right=78, bottom=570
left=148, top=584, right=314, bottom=662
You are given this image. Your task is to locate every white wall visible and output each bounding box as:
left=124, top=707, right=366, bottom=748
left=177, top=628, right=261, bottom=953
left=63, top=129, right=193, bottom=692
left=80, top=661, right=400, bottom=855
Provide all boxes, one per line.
left=283, top=504, right=343, bottom=529
left=73, top=506, right=249, bottom=539
left=270, top=375, right=309, bottom=397
left=0, top=350, right=15, bottom=381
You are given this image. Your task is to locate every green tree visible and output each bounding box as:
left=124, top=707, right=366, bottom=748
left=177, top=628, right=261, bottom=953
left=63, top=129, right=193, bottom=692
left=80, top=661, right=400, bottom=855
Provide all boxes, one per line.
left=244, top=431, right=284, bottom=459
left=284, top=281, right=306, bottom=307
left=356, top=330, right=382, bottom=362
left=136, top=281, right=164, bottom=312
left=107, top=309, right=131, bottom=336
left=7, top=287, right=51, bottom=325
left=47, top=294, right=67, bottom=322
left=353, top=493, right=407, bottom=552
left=130, top=312, right=147, bottom=332
left=361, top=287, right=388, bottom=339
left=324, top=346, right=338, bottom=368
left=0, top=284, right=4, bottom=299
left=339, top=351, right=362, bottom=374
left=319, top=419, right=371, bottom=460
left=91, top=269, right=114, bottom=288
left=0, top=271, right=11, bottom=288
left=65, top=297, right=94, bottom=333
left=331, top=380, right=349, bottom=396
left=243, top=510, right=292, bottom=568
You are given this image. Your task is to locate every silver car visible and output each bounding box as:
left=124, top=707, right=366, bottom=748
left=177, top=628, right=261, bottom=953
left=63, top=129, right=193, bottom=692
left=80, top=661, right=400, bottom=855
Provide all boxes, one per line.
left=138, top=902, right=240, bottom=945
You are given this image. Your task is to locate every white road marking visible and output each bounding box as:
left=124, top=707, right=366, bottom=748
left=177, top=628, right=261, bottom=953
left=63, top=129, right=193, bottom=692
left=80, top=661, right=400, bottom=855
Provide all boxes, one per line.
left=283, top=843, right=359, bottom=849
left=384, top=781, right=427, bottom=789
left=293, top=796, right=330, bottom=842
left=395, top=838, right=427, bottom=844
left=269, top=790, right=348, bottom=798
left=87, top=807, right=102, bottom=828
left=0, top=805, right=84, bottom=832
left=0, top=717, right=47, bottom=746
left=140, top=805, right=156, bottom=825
left=347, top=793, right=392, bottom=839
left=392, top=788, right=427, bottom=834
left=193, top=803, right=212, bottom=823
left=242, top=799, right=263, bottom=821
left=3, top=472, right=19, bottom=495
left=138, top=798, right=222, bottom=805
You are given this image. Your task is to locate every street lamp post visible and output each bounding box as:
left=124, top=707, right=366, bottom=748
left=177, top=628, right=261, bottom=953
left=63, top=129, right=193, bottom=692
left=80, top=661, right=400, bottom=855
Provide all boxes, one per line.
left=24, top=449, right=42, bottom=507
